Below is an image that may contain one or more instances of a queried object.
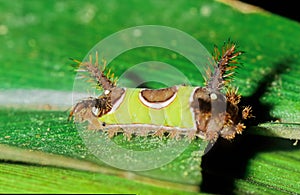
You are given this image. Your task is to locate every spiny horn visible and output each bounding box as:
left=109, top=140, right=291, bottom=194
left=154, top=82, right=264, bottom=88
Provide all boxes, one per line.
left=73, top=52, right=116, bottom=91
left=206, top=40, right=242, bottom=91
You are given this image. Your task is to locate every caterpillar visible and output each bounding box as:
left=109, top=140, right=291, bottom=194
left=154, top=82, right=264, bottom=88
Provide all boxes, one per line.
left=69, top=41, right=252, bottom=142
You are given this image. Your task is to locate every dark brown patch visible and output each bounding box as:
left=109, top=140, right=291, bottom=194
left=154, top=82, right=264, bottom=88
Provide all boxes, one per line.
left=141, top=86, right=177, bottom=103
left=110, top=87, right=125, bottom=105
left=191, top=87, right=211, bottom=134
left=192, top=87, right=228, bottom=141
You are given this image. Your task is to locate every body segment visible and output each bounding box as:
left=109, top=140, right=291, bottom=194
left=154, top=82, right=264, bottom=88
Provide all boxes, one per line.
left=100, top=86, right=196, bottom=129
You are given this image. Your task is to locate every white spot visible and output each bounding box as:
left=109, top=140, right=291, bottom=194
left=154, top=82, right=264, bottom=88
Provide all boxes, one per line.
left=92, top=107, right=100, bottom=116
left=210, top=93, right=217, bottom=100
left=133, top=29, right=142, bottom=37
left=200, top=5, right=211, bottom=17
left=104, top=90, right=110, bottom=95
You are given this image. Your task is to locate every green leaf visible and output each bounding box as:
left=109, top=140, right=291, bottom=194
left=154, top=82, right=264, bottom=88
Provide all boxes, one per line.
left=1, top=0, right=300, bottom=194
left=0, top=109, right=205, bottom=193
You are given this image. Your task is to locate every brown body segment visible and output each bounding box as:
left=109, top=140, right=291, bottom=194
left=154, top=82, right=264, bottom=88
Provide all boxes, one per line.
left=188, top=41, right=252, bottom=141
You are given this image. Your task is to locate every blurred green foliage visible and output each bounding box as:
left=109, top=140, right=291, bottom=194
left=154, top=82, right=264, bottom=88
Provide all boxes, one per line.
left=0, top=0, right=300, bottom=194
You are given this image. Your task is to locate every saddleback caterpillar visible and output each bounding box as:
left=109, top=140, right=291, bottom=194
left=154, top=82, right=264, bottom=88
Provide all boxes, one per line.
left=69, top=41, right=252, bottom=142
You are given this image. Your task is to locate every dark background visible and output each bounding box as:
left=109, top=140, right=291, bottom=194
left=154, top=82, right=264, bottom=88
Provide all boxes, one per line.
left=241, top=0, right=300, bottom=22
